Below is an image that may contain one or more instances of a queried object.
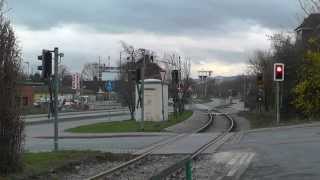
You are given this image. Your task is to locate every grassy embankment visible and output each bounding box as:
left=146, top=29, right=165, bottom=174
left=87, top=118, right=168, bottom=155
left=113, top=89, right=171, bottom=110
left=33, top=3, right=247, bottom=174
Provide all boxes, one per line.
left=66, top=111, right=193, bottom=133
left=238, top=111, right=310, bottom=129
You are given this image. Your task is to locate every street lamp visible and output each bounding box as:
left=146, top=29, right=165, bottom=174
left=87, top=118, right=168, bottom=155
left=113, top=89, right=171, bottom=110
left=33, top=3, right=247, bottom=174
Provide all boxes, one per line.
left=160, top=69, right=166, bottom=121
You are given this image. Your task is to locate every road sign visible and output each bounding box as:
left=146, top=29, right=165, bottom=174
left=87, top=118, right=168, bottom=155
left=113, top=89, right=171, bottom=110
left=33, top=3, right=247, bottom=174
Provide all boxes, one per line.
left=72, top=73, right=80, bottom=90
left=105, top=81, right=113, bottom=92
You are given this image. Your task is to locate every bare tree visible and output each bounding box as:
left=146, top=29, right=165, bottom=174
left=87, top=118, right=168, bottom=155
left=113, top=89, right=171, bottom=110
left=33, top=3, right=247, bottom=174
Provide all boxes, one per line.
left=81, top=63, right=99, bottom=81
left=58, top=64, right=71, bottom=95
left=160, top=53, right=192, bottom=113
left=58, top=64, right=70, bottom=80
left=0, top=0, right=24, bottom=174
left=117, top=42, right=165, bottom=119
left=298, top=0, right=320, bottom=15
left=116, top=41, right=140, bottom=120
left=116, top=63, right=136, bottom=120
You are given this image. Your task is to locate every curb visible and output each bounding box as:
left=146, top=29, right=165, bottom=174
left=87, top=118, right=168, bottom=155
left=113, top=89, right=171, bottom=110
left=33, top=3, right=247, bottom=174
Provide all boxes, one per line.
left=35, top=133, right=176, bottom=139
left=25, top=112, right=130, bottom=126
left=246, top=122, right=320, bottom=133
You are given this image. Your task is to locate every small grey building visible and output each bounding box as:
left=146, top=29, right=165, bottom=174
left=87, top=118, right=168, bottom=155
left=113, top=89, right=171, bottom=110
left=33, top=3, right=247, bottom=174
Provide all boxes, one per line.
left=135, top=79, right=168, bottom=122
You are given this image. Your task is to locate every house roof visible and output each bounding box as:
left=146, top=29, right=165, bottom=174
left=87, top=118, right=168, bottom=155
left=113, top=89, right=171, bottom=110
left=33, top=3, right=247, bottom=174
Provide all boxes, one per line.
left=296, top=13, right=320, bottom=31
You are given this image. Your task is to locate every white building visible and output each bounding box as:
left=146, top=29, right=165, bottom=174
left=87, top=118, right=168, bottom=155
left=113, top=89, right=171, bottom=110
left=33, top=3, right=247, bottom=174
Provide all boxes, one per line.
left=135, top=79, right=169, bottom=122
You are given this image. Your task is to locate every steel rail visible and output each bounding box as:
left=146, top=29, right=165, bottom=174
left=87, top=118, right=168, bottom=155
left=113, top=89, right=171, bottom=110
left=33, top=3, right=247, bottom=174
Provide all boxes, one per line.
left=150, top=110, right=235, bottom=180
left=86, top=110, right=215, bottom=180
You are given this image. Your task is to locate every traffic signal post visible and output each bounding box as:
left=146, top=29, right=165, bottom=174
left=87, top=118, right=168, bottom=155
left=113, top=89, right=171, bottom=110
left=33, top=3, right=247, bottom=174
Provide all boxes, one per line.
left=257, top=73, right=263, bottom=113
left=53, top=47, right=59, bottom=151
left=274, top=63, right=284, bottom=125
left=38, top=47, right=63, bottom=151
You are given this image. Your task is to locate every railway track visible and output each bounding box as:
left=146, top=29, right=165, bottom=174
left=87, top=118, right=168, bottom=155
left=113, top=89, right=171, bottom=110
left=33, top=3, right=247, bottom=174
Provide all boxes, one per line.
left=150, top=110, right=235, bottom=179
left=86, top=109, right=235, bottom=180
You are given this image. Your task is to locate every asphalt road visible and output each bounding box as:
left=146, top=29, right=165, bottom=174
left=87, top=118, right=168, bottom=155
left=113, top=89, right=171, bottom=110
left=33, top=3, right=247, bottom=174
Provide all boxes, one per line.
left=205, top=118, right=320, bottom=180
left=24, top=99, right=242, bottom=153
left=233, top=126, right=320, bottom=180
left=25, top=114, right=173, bottom=152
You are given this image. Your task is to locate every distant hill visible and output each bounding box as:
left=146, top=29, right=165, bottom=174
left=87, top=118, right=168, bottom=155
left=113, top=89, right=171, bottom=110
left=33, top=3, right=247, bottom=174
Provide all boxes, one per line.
left=193, top=75, right=243, bottom=84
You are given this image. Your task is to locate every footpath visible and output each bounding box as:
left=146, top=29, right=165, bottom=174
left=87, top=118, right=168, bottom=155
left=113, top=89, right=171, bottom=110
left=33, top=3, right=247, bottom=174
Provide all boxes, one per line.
left=165, top=110, right=210, bottom=133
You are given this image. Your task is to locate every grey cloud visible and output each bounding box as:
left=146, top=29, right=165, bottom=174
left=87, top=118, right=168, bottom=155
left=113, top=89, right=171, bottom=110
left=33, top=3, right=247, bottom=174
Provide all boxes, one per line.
left=183, top=48, right=247, bottom=65
left=8, top=0, right=301, bottom=35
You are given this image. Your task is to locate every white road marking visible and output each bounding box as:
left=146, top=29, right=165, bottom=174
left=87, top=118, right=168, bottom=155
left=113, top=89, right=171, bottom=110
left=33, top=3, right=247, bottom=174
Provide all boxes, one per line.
left=226, top=152, right=255, bottom=177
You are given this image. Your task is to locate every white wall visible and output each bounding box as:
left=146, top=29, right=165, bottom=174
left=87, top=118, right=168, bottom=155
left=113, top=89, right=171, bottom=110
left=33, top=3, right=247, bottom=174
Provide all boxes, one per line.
left=135, top=79, right=168, bottom=122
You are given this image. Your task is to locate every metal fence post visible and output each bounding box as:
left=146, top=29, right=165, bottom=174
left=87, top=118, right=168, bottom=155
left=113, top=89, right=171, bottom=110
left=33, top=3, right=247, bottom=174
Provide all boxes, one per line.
left=186, top=160, right=192, bottom=180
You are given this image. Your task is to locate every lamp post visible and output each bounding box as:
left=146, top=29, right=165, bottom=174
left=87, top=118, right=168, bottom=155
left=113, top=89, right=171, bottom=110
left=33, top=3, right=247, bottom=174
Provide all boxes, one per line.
left=140, top=50, right=146, bottom=130
left=160, top=70, right=166, bottom=121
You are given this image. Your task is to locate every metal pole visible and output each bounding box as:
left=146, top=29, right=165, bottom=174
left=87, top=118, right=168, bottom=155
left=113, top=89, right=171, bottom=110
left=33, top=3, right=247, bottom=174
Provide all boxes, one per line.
left=204, top=76, right=207, bottom=97
left=140, top=51, right=145, bottom=131
left=98, top=56, right=100, bottom=81
left=276, top=82, right=280, bottom=124
left=161, top=81, right=165, bottom=121
left=243, top=75, right=246, bottom=104
left=25, top=62, right=30, bottom=79
left=185, top=160, right=192, bottom=180
left=53, top=47, right=59, bottom=151
left=119, top=52, right=122, bottom=73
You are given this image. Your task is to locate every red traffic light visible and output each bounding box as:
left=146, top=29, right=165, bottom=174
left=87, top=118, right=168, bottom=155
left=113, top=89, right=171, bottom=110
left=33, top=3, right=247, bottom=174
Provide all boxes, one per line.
left=274, top=63, right=284, bottom=81
left=276, top=66, right=282, bottom=72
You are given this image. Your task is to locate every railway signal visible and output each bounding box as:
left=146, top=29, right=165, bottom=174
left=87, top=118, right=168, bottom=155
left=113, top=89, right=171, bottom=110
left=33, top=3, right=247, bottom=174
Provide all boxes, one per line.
left=274, top=63, right=284, bottom=125
left=37, top=50, right=52, bottom=79
left=37, top=48, right=63, bottom=151
left=274, top=63, right=284, bottom=81
left=257, top=73, right=263, bottom=86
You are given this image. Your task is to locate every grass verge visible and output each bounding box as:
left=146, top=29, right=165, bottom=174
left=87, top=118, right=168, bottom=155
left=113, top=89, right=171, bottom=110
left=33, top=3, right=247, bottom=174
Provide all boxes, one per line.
left=238, top=111, right=310, bottom=129
left=1, top=151, right=133, bottom=180
left=66, top=111, right=193, bottom=133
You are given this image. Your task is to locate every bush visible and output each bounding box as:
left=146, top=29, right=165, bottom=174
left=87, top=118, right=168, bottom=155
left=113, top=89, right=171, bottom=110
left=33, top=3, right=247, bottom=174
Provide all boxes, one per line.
left=0, top=1, right=25, bottom=175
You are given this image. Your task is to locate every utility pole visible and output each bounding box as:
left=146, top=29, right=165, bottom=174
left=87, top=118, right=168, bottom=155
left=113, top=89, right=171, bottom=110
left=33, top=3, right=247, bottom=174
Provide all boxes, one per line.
left=98, top=56, right=101, bottom=81
left=243, top=75, right=246, bottom=104
left=140, top=50, right=145, bottom=131
left=119, top=52, right=122, bottom=73
left=160, top=70, right=166, bottom=121
left=204, top=76, right=207, bottom=97
left=24, top=61, right=30, bottom=79
left=53, top=47, right=59, bottom=151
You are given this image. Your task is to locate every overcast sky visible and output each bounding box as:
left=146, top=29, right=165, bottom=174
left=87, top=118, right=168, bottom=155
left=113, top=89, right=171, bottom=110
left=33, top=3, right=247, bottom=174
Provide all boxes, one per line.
left=7, top=0, right=302, bottom=77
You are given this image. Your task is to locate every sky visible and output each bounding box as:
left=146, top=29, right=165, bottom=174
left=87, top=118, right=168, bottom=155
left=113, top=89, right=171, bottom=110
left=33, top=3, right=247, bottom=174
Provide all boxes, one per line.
left=7, top=0, right=302, bottom=77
